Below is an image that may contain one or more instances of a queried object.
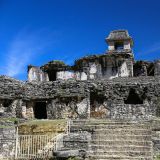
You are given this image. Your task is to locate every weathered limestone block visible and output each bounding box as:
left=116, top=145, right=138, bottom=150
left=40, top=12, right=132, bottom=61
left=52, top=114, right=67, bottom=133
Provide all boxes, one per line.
left=119, top=61, right=130, bottom=77
left=0, top=101, right=5, bottom=116
left=47, top=98, right=90, bottom=119
left=10, top=100, right=18, bottom=117
left=0, top=127, right=16, bottom=159
left=63, top=132, right=91, bottom=150
left=28, top=66, right=49, bottom=82
left=15, top=99, right=23, bottom=118
left=111, top=104, right=155, bottom=120
left=155, top=60, right=160, bottom=76
left=21, top=101, right=27, bottom=118
left=80, top=72, right=87, bottom=80
left=26, top=101, right=34, bottom=119
left=77, top=98, right=90, bottom=118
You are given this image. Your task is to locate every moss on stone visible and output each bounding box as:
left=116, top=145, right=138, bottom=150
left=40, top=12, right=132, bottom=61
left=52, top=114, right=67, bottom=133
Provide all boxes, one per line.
left=155, top=155, right=160, bottom=160
left=0, top=125, right=14, bottom=128
left=18, top=119, right=67, bottom=135
left=0, top=117, right=18, bottom=122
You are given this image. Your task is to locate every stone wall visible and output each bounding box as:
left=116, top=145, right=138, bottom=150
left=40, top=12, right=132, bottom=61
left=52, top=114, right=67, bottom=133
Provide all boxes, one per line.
left=0, top=76, right=160, bottom=120
left=63, top=132, right=91, bottom=150
left=151, top=119, right=160, bottom=157
left=110, top=104, right=155, bottom=120
left=47, top=97, right=90, bottom=119
left=28, top=66, right=49, bottom=82
left=74, top=53, right=134, bottom=80
left=0, top=127, right=15, bottom=159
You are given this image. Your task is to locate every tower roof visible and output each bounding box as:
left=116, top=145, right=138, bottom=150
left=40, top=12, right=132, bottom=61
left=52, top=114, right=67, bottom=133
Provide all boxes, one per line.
left=106, top=30, right=132, bottom=41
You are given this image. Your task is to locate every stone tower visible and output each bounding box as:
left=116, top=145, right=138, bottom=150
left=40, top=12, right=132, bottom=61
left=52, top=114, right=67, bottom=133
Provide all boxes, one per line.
left=106, top=30, right=133, bottom=55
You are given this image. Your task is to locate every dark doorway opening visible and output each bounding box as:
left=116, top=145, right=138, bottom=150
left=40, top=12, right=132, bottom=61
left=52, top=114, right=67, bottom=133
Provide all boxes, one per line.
left=34, top=102, right=47, bottom=119
left=124, top=89, right=143, bottom=104
left=48, top=71, right=57, bottom=81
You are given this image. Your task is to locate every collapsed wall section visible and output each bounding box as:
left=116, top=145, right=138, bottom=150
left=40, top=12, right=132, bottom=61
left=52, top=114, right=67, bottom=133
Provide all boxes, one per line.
left=74, top=53, right=134, bottom=80
left=28, top=65, right=49, bottom=82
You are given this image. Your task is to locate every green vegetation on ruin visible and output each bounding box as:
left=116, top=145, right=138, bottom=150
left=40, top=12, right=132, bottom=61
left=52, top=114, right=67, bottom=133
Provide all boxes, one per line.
left=18, top=119, right=67, bottom=135
left=0, top=125, right=14, bottom=128
left=0, top=117, right=19, bottom=122
left=155, top=155, right=160, bottom=160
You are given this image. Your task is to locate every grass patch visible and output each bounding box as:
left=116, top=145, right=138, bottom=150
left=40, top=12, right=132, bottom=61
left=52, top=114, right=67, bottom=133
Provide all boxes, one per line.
left=18, top=119, right=67, bottom=135
left=20, top=119, right=66, bottom=126
left=0, top=125, right=14, bottom=128
left=0, top=117, right=18, bottom=122
left=155, top=155, right=160, bottom=160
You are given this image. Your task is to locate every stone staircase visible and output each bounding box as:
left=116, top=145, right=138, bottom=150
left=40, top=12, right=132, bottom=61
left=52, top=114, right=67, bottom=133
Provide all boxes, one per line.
left=70, top=119, right=153, bottom=160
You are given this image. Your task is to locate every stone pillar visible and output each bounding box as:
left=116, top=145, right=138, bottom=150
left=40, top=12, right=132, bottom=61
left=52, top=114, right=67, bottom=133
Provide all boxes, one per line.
left=76, top=97, right=90, bottom=119
left=46, top=99, right=58, bottom=119
left=0, top=100, right=4, bottom=116
left=46, top=100, right=53, bottom=119
left=126, top=58, right=134, bottom=77
left=87, top=97, right=90, bottom=119
left=10, top=100, right=18, bottom=117
left=155, top=60, right=160, bottom=76
left=21, top=101, right=27, bottom=119
left=14, top=99, right=26, bottom=118
left=26, top=101, right=35, bottom=119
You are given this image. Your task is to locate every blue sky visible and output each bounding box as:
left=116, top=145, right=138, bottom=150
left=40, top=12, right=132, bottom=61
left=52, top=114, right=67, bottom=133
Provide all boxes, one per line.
left=0, top=0, right=160, bottom=80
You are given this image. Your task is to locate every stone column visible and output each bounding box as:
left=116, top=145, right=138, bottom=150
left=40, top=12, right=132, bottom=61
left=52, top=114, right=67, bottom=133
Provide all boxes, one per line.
left=26, top=101, right=35, bottom=119
left=0, top=100, right=4, bottom=116
left=10, top=100, right=18, bottom=117
left=155, top=60, right=160, bottom=76
left=46, top=100, right=53, bottom=119
left=46, top=99, right=58, bottom=119
left=21, top=101, right=27, bottom=119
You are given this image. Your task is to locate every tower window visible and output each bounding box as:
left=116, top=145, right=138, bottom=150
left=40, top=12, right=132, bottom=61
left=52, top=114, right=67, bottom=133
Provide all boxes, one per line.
left=115, top=42, right=124, bottom=50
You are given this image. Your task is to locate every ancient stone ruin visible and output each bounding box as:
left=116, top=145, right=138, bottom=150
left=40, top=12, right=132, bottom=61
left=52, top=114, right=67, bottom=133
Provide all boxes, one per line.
left=0, top=30, right=160, bottom=159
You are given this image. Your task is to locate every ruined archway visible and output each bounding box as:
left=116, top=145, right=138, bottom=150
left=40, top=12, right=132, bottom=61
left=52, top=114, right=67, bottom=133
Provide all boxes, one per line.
left=90, top=91, right=108, bottom=118
left=124, top=88, right=143, bottom=104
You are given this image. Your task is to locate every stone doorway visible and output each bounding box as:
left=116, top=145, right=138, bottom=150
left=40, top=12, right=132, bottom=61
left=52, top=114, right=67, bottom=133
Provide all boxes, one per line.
left=33, top=102, right=47, bottom=119
left=90, top=92, right=108, bottom=118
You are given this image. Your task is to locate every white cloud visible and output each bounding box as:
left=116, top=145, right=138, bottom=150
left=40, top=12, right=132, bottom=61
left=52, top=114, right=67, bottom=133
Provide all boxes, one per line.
left=4, top=28, right=56, bottom=77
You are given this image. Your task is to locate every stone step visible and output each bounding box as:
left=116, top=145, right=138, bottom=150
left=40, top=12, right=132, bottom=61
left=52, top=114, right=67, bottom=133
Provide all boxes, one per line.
left=72, top=120, right=141, bottom=126
left=87, top=155, right=152, bottom=160
left=88, top=151, right=152, bottom=156
left=71, top=128, right=150, bottom=134
left=90, top=140, right=152, bottom=146
left=90, top=145, right=151, bottom=152
left=69, top=120, right=153, bottom=160
left=91, top=135, right=151, bottom=141
left=71, top=124, right=150, bottom=130
left=91, top=129, right=151, bottom=135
